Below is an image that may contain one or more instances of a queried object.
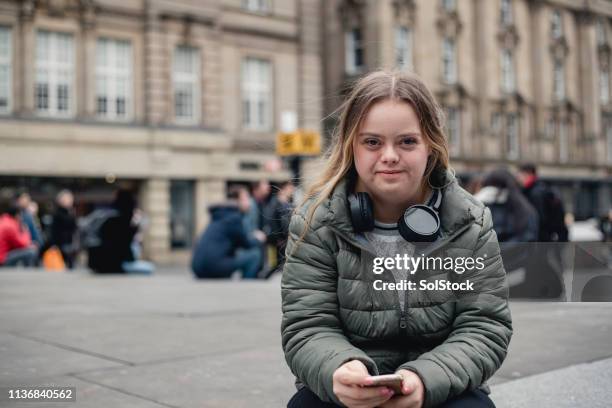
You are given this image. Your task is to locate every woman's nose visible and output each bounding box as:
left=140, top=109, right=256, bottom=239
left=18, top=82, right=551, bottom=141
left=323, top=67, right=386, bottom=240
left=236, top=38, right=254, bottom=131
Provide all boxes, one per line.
left=381, top=145, right=399, bottom=163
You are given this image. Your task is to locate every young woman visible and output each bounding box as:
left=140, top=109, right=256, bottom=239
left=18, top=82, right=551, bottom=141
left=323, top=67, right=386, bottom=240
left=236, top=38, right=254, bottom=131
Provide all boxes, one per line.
left=281, top=71, right=512, bottom=408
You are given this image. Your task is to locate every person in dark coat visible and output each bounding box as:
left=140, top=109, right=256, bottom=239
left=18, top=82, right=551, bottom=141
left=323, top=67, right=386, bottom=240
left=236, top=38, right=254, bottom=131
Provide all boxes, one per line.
left=518, top=163, right=568, bottom=242
left=47, top=190, right=78, bottom=268
left=478, top=168, right=564, bottom=299
left=191, top=185, right=265, bottom=279
left=475, top=168, right=539, bottom=243
left=88, top=189, right=154, bottom=274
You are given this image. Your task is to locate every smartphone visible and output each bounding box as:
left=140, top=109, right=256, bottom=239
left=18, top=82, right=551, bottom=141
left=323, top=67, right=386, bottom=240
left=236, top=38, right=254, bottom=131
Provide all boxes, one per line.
left=366, top=374, right=404, bottom=394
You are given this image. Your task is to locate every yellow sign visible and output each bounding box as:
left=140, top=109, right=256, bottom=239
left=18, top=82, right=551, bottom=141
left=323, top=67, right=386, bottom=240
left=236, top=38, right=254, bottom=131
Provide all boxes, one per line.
left=276, top=130, right=321, bottom=156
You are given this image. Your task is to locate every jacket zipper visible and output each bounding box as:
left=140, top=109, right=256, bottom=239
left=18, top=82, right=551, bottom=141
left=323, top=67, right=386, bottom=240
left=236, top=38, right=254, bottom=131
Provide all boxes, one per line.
left=330, top=218, right=476, bottom=332
left=401, top=219, right=476, bottom=331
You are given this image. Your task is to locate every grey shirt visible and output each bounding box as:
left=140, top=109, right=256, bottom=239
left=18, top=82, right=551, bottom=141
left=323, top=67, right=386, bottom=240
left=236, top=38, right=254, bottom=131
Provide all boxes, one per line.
left=364, top=221, right=415, bottom=312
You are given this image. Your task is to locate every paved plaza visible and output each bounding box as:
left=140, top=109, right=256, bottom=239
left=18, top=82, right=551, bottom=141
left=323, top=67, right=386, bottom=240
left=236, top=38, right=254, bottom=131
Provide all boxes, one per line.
left=1, top=268, right=611, bottom=407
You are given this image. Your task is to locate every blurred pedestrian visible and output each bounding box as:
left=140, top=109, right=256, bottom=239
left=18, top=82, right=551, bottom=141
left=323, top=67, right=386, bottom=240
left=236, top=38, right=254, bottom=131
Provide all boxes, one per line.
left=517, top=163, right=568, bottom=242
left=16, top=191, right=43, bottom=249
left=245, top=180, right=271, bottom=233
left=265, top=181, right=295, bottom=270
left=480, top=168, right=564, bottom=298
left=46, top=190, right=78, bottom=268
left=88, top=189, right=155, bottom=275
left=191, top=185, right=265, bottom=279
left=244, top=180, right=270, bottom=275
left=475, top=168, right=539, bottom=242
left=0, top=203, right=37, bottom=267
left=599, top=209, right=612, bottom=242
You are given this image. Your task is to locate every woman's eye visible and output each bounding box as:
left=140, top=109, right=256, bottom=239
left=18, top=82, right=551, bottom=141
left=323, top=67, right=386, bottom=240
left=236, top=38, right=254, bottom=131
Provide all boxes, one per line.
left=401, top=137, right=417, bottom=145
left=364, top=139, right=380, bottom=146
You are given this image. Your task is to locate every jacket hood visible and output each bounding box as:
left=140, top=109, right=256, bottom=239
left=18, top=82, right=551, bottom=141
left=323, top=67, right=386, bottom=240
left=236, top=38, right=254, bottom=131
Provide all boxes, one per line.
left=299, top=167, right=484, bottom=239
left=208, top=203, right=242, bottom=221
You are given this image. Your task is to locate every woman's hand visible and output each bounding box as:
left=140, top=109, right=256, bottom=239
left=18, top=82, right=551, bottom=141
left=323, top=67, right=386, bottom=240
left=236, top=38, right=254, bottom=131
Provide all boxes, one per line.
left=379, top=369, right=424, bottom=408
left=332, top=360, right=394, bottom=408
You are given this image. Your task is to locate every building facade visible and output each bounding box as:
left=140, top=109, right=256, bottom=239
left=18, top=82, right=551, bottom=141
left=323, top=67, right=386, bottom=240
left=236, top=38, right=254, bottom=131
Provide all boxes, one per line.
left=0, top=0, right=323, bottom=263
left=323, top=0, right=612, bottom=219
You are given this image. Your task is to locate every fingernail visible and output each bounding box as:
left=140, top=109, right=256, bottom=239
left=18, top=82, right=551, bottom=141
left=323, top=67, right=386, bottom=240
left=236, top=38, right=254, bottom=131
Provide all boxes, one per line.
left=380, top=388, right=390, bottom=396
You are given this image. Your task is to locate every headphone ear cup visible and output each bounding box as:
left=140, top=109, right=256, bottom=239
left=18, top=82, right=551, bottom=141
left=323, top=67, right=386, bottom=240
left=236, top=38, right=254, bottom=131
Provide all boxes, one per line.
left=398, top=205, right=441, bottom=243
left=348, top=192, right=374, bottom=232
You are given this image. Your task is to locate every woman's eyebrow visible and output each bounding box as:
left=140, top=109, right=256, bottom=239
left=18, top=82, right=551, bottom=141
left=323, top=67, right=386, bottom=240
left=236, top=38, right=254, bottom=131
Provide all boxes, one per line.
left=357, top=132, right=421, bottom=138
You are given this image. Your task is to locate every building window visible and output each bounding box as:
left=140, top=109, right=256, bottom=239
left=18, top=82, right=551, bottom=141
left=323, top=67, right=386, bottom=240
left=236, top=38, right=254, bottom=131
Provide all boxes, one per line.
left=546, top=117, right=555, bottom=139
left=0, top=26, right=11, bottom=113
left=506, top=113, right=519, bottom=159
left=446, top=107, right=460, bottom=155
left=601, top=66, right=610, bottom=105
left=395, top=26, right=413, bottom=70
left=96, top=38, right=132, bottom=120
left=597, top=19, right=607, bottom=46
left=553, top=59, right=565, bottom=101
left=559, top=121, right=568, bottom=162
left=501, top=49, right=515, bottom=93
left=173, top=46, right=199, bottom=124
left=242, top=57, right=272, bottom=131
left=345, top=28, right=364, bottom=75
left=442, top=38, right=457, bottom=84
left=551, top=9, right=563, bottom=40
left=441, top=0, right=456, bottom=12
left=242, top=0, right=270, bottom=13
left=491, top=112, right=502, bottom=135
left=500, top=0, right=513, bottom=26
left=36, top=30, right=74, bottom=116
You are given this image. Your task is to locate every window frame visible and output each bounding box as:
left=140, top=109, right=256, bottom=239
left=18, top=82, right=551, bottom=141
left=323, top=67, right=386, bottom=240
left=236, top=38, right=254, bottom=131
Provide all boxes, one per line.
left=559, top=121, right=568, bottom=162
left=95, top=37, right=133, bottom=121
left=506, top=113, right=519, bottom=160
left=597, top=19, right=607, bottom=46
left=553, top=59, right=565, bottom=102
left=446, top=107, right=461, bottom=156
left=600, top=65, right=610, bottom=105
left=500, top=0, right=513, bottom=26
left=172, top=45, right=201, bottom=125
left=442, top=37, right=457, bottom=85
left=501, top=48, right=515, bottom=93
left=35, top=30, right=75, bottom=118
left=606, top=120, right=612, bottom=164
left=441, top=0, right=456, bottom=12
left=241, top=56, right=273, bottom=132
left=551, top=9, right=563, bottom=40
left=345, top=28, right=364, bottom=75
left=241, top=0, right=271, bottom=14
left=0, top=26, right=12, bottom=114
left=395, top=26, right=413, bottom=71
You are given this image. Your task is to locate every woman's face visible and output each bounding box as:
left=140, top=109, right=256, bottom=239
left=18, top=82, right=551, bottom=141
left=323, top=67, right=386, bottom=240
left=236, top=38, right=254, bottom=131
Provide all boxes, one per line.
left=352, top=98, right=431, bottom=205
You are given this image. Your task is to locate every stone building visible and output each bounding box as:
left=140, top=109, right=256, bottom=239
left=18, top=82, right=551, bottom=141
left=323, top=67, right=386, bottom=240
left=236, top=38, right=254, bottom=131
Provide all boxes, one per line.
left=0, top=0, right=322, bottom=263
left=323, top=0, right=612, bottom=219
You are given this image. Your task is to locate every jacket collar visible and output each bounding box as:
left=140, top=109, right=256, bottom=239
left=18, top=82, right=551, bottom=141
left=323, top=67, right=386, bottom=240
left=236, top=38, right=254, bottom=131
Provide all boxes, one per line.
left=320, top=167, right=478, bottom=240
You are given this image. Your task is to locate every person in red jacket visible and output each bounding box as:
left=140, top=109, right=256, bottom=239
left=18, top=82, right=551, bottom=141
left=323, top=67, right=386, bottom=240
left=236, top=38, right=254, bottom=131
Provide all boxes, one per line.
left=0, top=204, right=37, bottom=267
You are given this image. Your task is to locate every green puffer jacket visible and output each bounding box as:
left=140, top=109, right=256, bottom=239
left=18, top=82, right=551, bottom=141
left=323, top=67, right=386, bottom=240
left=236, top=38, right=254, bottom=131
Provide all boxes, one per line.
left=281, top=169, right=513, bottom=407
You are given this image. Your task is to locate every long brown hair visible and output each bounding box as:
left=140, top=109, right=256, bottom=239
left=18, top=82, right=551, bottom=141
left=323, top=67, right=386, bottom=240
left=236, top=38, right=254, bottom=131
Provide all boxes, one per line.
left=297, top=70, right=450, bottom=239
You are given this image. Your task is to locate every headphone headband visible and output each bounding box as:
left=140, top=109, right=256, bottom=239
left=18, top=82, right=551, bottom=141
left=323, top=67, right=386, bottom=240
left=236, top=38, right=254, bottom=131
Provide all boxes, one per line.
left=347, top=187, right=443, bottom=243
